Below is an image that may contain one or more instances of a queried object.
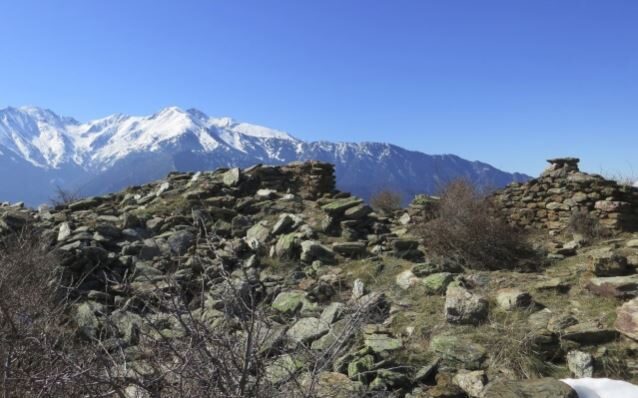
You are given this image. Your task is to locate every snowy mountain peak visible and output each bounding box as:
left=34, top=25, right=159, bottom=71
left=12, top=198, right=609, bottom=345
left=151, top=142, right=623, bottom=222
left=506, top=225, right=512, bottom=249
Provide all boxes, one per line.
left=0, top=106, right=300, bottom=170
left=0, top=105, right=529, bottom=206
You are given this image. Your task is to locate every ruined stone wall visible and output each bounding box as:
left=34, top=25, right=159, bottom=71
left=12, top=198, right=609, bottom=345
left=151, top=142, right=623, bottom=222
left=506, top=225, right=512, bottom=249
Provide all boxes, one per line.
left=493, top=158, right=638, bottom=233
left=245, top=161, right=336, bottom=200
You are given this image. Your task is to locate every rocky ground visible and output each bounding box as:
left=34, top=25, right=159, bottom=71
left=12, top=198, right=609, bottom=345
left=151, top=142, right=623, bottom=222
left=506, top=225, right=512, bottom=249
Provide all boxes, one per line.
left=1, top=161, right=638, bottom=397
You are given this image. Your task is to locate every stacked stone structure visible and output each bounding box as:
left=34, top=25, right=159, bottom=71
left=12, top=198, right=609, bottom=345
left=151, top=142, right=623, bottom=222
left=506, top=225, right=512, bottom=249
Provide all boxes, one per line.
left=494, top=158, right=638, bottom=233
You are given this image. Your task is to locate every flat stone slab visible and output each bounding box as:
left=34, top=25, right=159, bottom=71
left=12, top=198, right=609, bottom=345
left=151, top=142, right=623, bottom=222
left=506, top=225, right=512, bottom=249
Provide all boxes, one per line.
left=562, top=322, right=619, bottom=345
left=587, top=275, right=638, bottom=299
left=615, top=297, right=638, bottom=341
left=483, top=378, right=577, bottom=398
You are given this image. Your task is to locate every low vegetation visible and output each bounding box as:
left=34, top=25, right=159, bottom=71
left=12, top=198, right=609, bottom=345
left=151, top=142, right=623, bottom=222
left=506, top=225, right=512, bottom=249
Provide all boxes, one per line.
left=416, top=179, right=533, bottom=270
left=370, top=189, right=403, bottom=215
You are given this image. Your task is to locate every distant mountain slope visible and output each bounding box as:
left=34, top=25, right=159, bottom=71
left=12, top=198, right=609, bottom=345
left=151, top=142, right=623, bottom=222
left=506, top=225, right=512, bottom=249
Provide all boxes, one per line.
left=0, top=106, right=529, bottom=205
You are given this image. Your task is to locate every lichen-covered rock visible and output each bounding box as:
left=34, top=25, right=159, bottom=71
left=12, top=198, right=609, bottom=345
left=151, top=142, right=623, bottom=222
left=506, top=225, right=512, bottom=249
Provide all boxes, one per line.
left=429, top=335, right=486, bottom=370
left=271, top=290, right=315, bottom=315
left=483, top=378, right=577, bottom=398
left=286, top=317, right=330, bottom=343
left=364, top=332, right=403, bottom=353
left=422, top=272, right=454, bottom=294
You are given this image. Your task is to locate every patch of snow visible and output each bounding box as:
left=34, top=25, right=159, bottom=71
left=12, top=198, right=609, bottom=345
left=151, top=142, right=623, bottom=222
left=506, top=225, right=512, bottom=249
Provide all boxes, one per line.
left=561, top=377, right=638, bottom=398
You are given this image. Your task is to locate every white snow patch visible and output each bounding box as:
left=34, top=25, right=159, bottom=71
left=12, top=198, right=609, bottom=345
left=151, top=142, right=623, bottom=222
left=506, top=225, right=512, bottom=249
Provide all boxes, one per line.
left=561, top=377, right=638, bottom=398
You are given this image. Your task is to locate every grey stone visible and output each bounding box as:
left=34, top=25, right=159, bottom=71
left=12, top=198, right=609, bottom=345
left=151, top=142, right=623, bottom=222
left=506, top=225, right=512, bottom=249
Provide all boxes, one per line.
left=167, top=230, right=194, bottom=255
left=453, top=370, right=487, bottom=398
left=286, top=317, right=330, bottom=343
left=496, top=288, right=533, bottom=310
left=429, top=335, right=486, bottom=370
left=587, top=275, right=638, bottom=298
left=483, top=378, right=577, bottom=398
left=300, top=240, right=335, bottom=264
left=566, top=350, right=593, bottom=378
left=396, top=270, right=419, bottom=290
left=364, top=333, right=403, bottom=353
left=615, top=297, right=638, bottom=341
left=222, top=167, right=241, bottom=187
left=444, top=286, right=489, bottom=325
left=271, top=290, right=315, bottom=315
left=422, top=272, right=454, bottom=294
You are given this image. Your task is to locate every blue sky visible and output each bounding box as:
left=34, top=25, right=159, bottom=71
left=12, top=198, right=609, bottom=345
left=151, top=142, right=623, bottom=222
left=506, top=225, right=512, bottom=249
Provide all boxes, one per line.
left=1, top=1, right=637, bottom=177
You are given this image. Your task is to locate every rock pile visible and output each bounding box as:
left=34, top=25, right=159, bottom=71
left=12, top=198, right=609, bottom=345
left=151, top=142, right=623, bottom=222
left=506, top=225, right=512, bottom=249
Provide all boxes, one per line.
left=494, top=158, right=638, bottom=233
left=4, top=159, right=638, bottom=397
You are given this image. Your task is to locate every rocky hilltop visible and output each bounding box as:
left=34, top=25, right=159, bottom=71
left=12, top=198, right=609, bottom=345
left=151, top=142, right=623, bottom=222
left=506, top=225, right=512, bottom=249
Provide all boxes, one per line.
left=1, top=159, right=638, bottom=397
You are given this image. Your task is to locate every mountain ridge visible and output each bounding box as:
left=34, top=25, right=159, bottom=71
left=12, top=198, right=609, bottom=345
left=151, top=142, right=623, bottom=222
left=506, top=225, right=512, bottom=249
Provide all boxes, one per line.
left=0, top=106, right=529, bottom=205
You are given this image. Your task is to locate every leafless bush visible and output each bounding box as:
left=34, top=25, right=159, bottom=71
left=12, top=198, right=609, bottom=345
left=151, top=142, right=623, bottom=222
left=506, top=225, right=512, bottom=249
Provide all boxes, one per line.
left=0, top=224, right=385, bottom=397
left=567, top=208, right=604, bottom=240
left=416, top=179, right=532, bottom=270
left=93, top=231, right=381, bottom=397
left=0, top=227, right=117, bottom=397
left=50, top=185, right=81, bottom=208
left=370, top=189, right=402, bottom=215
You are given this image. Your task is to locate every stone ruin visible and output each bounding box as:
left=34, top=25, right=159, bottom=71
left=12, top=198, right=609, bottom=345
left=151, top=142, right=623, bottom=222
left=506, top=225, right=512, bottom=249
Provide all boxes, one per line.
left=493, top=157, right=638, bottom=234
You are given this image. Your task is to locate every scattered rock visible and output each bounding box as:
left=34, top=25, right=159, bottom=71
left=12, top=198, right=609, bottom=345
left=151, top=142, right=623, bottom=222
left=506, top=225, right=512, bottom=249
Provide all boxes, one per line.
left=396, top=270, right=419, bottom=290
left=422, top=272, right=454, bottom=294
left=588, top=252, right=629, bottom=276
left=483, top=378, right=577, bottom=398
left=444, top=286, right=489, bottom=325
left=272, top=290, right=315, bottom=315
left=286, top=317, right=330, bottom=343
left=300, top=240, right=336, bottom=264
left=562, top=322, right=619, bottom=345
left=222, top=167, right=241, bottom=187
left=364, top=332, right=403, bottom=353
left=566, top=350, right=594, bottom=378
left=429, top=335, right=486, bottom=370
left=615, top=297, right=638, bottom=341
left=453, top=370, right=487, bottom=398
left=496, top=288, right=532, bottom=311
left=586, top=275, right=638, bottom=298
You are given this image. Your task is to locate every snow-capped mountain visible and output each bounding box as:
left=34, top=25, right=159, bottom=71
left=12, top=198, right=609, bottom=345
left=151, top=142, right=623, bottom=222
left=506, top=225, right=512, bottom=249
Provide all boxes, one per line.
left=0, top=106, right=529, bottom=205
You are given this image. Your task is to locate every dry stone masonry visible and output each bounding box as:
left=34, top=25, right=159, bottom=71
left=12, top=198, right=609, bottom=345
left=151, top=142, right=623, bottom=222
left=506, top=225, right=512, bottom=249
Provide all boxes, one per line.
left=494, top=157, right=638, bottom=233
left=1, top=159, right=638, bottom=397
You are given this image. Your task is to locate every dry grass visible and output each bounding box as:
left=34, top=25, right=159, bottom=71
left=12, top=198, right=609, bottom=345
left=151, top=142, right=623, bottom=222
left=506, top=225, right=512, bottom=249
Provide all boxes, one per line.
left=567, top=208, right=606, bottom=240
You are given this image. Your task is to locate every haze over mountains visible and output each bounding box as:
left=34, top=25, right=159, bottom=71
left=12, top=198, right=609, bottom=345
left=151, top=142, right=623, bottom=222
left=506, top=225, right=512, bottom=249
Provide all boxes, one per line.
left=0, top=106, right=529, bottom=206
